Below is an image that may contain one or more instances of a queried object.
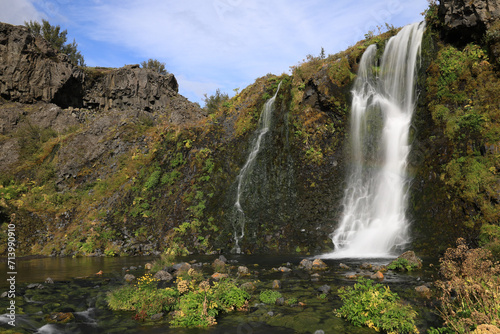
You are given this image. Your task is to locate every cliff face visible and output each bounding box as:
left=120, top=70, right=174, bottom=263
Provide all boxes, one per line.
left=439, top=0, right=500, bottom=39
left=439, top=0, right=500, bottom=64
left=0, top=22, right=190, bottom=113
left=0, top=22, right=84, bottom=107
left=83, top=64, right=179, bottom=112
left=408, top=0, right=500, bottom=255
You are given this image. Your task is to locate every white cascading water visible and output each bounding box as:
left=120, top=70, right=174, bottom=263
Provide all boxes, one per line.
left=233, top=82, right=281, bottom=253
left=326, top=22, right=425, bottom=258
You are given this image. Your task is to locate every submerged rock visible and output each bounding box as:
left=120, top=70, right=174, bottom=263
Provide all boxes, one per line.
left=238, top=266, right=250, bottom=276
left=360, top=263, right=372, bottom=270
left=317, top=285, right=331, bottom=294
left=299, top=259, right=313, bottom=270
left=370, top=271, right=384, bottom=280
left=174, top=262, right=192, bottom=276
left=272, top=280, right=282, bottom=289
left=415, top=285, right=431, bottom=298
left=124, top=274, right=135, bottom=282
left=240, top=282, right=256, bottom=292
left=312, top=259, right=327, bottom=270
left=46, top=312, right=74, bottom=324
left=211, top=273, right=228, bottom=280
left=339, top=263, right=350, bottom=270
left=212, top=258, right=226, bottom=271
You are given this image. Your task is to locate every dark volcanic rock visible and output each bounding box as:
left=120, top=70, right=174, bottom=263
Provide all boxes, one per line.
left=83, top=64, right=178, bottom=111
left=0, top=22, right=84, bottom=107
left=439, top=0, right=500, bottom=44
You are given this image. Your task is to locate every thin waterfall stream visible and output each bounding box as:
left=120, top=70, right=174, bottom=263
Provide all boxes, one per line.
left=232, top=82, right=281, bottom=253
left=325, top=22, right=425, bottom=258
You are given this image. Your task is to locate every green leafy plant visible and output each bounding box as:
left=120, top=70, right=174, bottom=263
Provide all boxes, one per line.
left=107, top=273, right=249, bottom=327
left=259, top=290, right=282, bottom=305
left=387, top=258, right=419, bottom=271
left=161, top=170, right=181, bottom=185
left=336, top=278, right=419, bottom=333
left=107, top=285, right=178, bottom=318
left=144, top=168, right=162, bottom=190
left=213, top=280, right=249, bottom=311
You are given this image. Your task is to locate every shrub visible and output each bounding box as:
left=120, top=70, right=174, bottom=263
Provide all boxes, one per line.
left=434, top=238, right=500, bottom=333
left=25, top=19, right=85, bottom=66
left=259, top=290, right=282, bottom=305
left=171, top=288, right=219, bottom=327
left=388, top=258, right=419, bottom=271
left=203, top=89, right=229, bottom=115
left=336, top=278, right=419, bottom=333
left=141, top=59, right=168, bottom=75
left=107, top=274, right=250, bottom=327
left=213, top=280, right=249, bottom=311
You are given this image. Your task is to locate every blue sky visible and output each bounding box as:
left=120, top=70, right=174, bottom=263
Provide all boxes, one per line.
left=0, top=0, right=429, bottom=104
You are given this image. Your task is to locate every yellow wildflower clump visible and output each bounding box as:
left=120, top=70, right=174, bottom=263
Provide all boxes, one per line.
left=136, top=273, right=159, bottom=290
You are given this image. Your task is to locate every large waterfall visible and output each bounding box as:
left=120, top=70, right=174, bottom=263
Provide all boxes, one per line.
left=327, top=22, right=425, bottom=258
left=232, top=82, right=282, bottom=254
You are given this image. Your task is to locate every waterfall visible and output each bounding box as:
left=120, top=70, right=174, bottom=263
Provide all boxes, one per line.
left=232, top=82, right=282, bottom=253
left=327, top=22, right=425, bottom=258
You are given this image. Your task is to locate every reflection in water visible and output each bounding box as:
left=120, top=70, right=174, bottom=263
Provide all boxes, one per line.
left=0, top=256, right=156, bottom=288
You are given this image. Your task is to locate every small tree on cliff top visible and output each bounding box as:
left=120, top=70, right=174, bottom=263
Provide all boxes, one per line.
left=25, top=19, right=85, bottom=67
left=141, top=58, right=169, bottom=75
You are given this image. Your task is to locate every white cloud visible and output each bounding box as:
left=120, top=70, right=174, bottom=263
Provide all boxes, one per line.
left=0, top=0, right=43, bottom=25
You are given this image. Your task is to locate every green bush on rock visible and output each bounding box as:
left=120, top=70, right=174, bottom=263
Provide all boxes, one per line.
left=259, top=290, right=282, bottom=305
left=107, top=271, right=250, bottom=328
left=336, top=278, right=419, bottom=334
left=387, top=258, right=419, bottom=271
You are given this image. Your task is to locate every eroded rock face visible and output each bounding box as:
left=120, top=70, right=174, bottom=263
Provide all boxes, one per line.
left=83, top=65, right=179, bottom=112
left=0, top=22, right=204, bottom=118
left=439, top=0, right=500, bottom=44
left=0, top=22, right=84, bottom=107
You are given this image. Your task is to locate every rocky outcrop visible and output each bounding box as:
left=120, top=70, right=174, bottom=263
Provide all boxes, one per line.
left=439, top=0, right=500, bottom=44
left=0, top=22, right=204, bottom=116
left=0, top=22, right=84, bottom=107
left=83, top=64, right=179, bottom=111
